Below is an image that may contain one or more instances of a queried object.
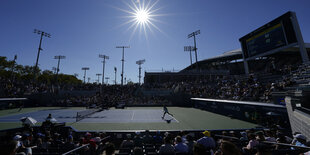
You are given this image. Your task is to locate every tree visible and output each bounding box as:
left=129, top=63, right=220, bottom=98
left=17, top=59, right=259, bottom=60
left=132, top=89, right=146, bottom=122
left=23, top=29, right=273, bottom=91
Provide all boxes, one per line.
left=0, top=56, right=82, bottom=85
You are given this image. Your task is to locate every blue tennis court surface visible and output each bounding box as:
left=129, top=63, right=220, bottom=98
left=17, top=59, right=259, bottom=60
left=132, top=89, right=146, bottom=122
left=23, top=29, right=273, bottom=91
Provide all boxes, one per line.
left=0, top=109, right=177, bottom=123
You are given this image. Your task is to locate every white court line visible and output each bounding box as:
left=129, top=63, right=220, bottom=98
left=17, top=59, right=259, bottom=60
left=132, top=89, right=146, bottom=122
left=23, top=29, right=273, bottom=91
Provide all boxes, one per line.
left=171, top=116, right=179, bottom=123
left=131, top=110, right=135, bottom=120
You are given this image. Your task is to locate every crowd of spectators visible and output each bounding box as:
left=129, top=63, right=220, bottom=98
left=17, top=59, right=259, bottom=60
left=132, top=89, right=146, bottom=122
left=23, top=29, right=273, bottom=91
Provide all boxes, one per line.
left=0, top=77, right=51, bottom=98
left=1, top=62, right=302, bottom=105
left=139, top=63, right=303, bottom=103
left=53, top=85, right=171, bottom=107
left=0, top=76, right=101, bottom=98
left=170, top=74, right=294, bottom=103
left=2, top=121, right=310, bottom=155
left=55, top=94, right=103, bottom=107
left=141, top=71, right=296, bottom=103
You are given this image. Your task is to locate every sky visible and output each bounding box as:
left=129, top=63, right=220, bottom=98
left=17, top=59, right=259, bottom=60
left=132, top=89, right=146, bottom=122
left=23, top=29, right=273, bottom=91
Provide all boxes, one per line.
left=0, top=0, right=310, bottom=84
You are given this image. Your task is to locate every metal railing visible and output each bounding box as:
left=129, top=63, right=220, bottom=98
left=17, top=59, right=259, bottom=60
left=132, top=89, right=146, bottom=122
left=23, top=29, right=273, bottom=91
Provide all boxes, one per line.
left=62, top=144, right=90, bottom=155
left=62, top=136, right=110, bottom=155
left=215, top=134, right=310, bottom=150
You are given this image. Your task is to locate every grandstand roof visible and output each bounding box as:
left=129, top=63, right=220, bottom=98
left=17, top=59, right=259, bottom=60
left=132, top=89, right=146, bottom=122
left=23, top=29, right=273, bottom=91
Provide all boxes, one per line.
left=191, top=98, right=286, bottom=108
left=202, top=48, right=242, bottom=62
left=182, top=42, right=310, bottom=71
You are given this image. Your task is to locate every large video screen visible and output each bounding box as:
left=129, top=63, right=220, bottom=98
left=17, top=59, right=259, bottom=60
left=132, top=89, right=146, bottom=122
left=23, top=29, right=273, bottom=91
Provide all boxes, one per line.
left=240, top=11, right=297, bottom=59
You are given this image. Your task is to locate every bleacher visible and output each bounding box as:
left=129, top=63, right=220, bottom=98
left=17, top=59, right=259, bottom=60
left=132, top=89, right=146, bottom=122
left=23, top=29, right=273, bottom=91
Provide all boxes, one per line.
left=1, top=125, right=310, bottom=155
left=291, top=63, right=310, bottom=85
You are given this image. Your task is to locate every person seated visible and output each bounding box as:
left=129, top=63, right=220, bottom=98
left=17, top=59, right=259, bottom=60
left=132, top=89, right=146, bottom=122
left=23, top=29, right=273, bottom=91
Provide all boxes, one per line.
left=2, top=140, right=23, bottom=155
left=142, top=130, right=153, bottom=145
left=186, top=135, right=195, bottom=154
left=291, top=134, right=307, bottom=149
left=133, top=147, right=143, bottom=155
left=103, top=142, right=115, bottom=155
left=153, top=131, right=163, bottom=145
left=174, top=136, right=188, bottom=153
left=215, top=140, right=242, bottom=155
left=159, top=137, right=175, bottom=155
left=46, top=113, right=52, bottom=121
left=120, top=134, right=134, bottom=149
left=41, top=113, right=55, bottom=129
left=133, top=132, right=143, bottom=147
left=63, top=135, right=75, bottom=152
left=193, top=143, right=208, bottom=155
left=243, top=133, right=259, bottom=153
left=197, top=130, right=215, bottom=151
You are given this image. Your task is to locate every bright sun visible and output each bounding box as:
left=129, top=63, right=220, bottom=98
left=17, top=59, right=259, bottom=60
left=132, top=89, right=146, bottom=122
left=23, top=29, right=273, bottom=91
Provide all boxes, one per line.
left=116, top=0, right=163, bottom=39
left=135, top=9, right=149, bottom=24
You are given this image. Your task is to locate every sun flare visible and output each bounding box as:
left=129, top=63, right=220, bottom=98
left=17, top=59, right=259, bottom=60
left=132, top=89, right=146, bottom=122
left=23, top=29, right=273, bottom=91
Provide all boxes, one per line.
left=115, top=0, right=164, bottom=39
left=135, top=9, right=150, bottom=24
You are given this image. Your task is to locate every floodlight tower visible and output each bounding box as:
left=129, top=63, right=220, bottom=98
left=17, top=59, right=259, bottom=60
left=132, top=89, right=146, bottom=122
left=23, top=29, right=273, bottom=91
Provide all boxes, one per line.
left=88, top=77, right=91, bottom=83
left=188, top=30, right=200, bottom=70
left=116, top=46, right=130, bottom=85
left=105, top=77, right=110, bottom=84
left=184, top=46, right=195, bottom=65
left=54, top=55, right=66, bottom=83
left=99, top=54, right=109, bottom=84
left=96, top=73, right=102, bottom=84
left=33, top=29, right=51, bottom=80
left=10, top=55, right=17, bottom=82
left=81, top=67, right=90, bottom=83
left=136, top=59, right=146, bottom=85
left=114, top=67, right=117, bottom=85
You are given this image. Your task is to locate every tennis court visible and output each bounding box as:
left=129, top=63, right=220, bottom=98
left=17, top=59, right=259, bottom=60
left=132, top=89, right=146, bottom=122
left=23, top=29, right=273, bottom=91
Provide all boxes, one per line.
left=0, top=108, right=177, bottom=123
left=0, top=107, right=258, bottom=131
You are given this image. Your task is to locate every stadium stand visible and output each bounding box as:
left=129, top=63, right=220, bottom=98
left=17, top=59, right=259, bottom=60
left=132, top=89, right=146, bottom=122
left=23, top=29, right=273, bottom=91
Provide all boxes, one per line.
left=0, top=125, right=310, bottom=155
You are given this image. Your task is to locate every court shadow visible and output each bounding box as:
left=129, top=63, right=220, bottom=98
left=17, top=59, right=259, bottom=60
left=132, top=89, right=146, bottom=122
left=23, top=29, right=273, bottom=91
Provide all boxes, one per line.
left=164, top=118, right=173, bottom=123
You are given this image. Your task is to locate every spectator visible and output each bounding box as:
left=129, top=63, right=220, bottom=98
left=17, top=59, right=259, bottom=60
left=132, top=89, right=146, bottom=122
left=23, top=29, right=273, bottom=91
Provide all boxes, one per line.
left=186, top=134, right=195, bottom=154
left=275, top=132, right=289, bottom=150
left=35, top=138, right=43, bottom=149
left=197, top=130, right=215, bottom=151
left=133, top=147, right=143, bottom=155
left=83, top=132, right=92, bottom=144
left=264, top=129, right=276, bottom=142
left=292, top=134, right=307, bottom=149
left=120, top=134, right=134, bottom=149
left=13, top=135, right=32, bottom=155
left=2, top=140, right=23, bottom=155
left=153, top=131, right=163, bottom=144
left=240, top=131, right=248, bottom=142
left=142, top=130, right=153, bottom=144
left=255, top=143, right=273, bottom=155
left=193, top=143, right=208, bottom=155
left=255, top=131, right=266, bottom=142
left=243, top=133, right=259, bottom=152
left=215, top=140, right=242, bottom=155
left=52, top=132, right=64, bottom=147
left=104, top=142, right=115, bottom=155
left=159, top=137, right=175, bottom=155
left=174, top=136, right=188, bottom=153
left=133, top=131, right=143, bottom=147
left=91, top=132, right=102, bottom=144
left=63, top=135, right=75, bottom=153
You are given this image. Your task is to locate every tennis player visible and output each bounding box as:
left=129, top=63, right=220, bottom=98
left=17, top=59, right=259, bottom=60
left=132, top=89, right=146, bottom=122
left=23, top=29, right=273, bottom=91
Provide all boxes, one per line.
left=162, top=105, right=173, bottom=119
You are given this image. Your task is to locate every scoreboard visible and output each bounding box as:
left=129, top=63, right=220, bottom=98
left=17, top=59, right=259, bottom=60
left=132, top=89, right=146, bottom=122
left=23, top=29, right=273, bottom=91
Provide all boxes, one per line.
left=240, top=11, right=298, bottom=60
left=246, top=23, right=286, bottom=58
